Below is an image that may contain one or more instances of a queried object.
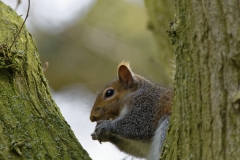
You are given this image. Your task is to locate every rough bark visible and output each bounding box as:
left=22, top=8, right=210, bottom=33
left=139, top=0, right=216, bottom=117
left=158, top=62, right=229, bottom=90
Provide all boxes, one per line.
left=145, top=0, right=240, bottom=160
left=0, top=2, right=91, bottom=160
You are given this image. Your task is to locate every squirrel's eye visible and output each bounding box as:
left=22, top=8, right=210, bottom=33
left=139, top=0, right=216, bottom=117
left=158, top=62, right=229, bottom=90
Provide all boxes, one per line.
left=105, top=89, right=115, bottom=98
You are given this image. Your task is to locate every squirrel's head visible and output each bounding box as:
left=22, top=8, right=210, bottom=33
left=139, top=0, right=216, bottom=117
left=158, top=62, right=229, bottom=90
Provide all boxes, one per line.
left=90, top=61, right=138, bottom=122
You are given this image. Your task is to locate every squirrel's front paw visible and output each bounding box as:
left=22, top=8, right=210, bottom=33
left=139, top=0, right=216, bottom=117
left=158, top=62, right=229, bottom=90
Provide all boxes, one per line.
left=91, top=120, right=112, bottom=143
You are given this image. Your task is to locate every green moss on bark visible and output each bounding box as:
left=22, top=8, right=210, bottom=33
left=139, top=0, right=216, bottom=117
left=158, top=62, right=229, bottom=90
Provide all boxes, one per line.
left=0, top=2, right=91, bottom=159
left=145, top=0, right=240, bottom=160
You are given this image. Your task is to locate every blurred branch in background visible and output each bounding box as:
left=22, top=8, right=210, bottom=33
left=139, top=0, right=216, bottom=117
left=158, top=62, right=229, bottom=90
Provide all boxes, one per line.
left=35, top=0, right=175, bottom=91
left=3, top=0, right=174, bottom=92
left=15, top=0, right=21, bottom=10
left=144, top=0, right=175, bottom=61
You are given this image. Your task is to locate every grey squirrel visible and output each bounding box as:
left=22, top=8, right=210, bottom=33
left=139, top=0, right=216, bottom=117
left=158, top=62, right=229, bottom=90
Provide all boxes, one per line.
left=90, top=62, right=173, bottom=160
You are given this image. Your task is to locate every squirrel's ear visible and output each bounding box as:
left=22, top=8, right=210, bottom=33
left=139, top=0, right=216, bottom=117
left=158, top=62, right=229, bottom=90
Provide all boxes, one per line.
left=118, top=62, right=134, bottom=87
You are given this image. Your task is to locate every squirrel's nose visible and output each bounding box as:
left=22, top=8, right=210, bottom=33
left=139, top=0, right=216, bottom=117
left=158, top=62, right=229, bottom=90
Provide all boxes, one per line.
left=90, top=115, right=96, bottom=122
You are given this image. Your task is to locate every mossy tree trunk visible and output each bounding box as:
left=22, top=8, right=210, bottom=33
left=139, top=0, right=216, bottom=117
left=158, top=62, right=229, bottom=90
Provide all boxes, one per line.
left=0, top=2, right=91, bottom=160
left=145, top=0, right=240, bottom=160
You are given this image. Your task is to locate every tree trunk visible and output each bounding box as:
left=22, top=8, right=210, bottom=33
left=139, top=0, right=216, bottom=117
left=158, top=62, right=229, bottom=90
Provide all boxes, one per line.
left=0, top=2, right=91, bottom=160
left=145, top=0, right=240, bottom=160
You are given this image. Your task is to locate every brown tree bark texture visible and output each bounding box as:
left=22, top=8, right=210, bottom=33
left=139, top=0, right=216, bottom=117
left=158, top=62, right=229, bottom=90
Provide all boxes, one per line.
left=146, top=0, right=240, bottom=160
left=0, top=2, right=91, bottom=160
left=166, top=1, right=240, bottom=160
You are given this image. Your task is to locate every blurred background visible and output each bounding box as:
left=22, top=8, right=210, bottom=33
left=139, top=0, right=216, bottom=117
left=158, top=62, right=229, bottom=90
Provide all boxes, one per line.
left=2, top=0, right=174, bottom=159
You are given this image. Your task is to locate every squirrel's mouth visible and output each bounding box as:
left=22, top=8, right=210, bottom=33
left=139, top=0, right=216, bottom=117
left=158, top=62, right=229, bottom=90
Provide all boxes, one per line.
left=108, top=116, right=118, bottom=121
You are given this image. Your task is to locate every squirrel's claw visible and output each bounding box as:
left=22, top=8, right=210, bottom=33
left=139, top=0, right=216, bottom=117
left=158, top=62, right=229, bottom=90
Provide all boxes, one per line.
left=91, top=132, right=102, bottom=144
left=91, top=133, right=97, bottom=140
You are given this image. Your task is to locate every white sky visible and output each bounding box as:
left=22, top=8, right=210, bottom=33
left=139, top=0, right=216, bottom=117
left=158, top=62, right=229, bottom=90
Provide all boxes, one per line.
left=2, top=0, right=143, bottom=34
left=2, top=0, right=96, bottom=34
